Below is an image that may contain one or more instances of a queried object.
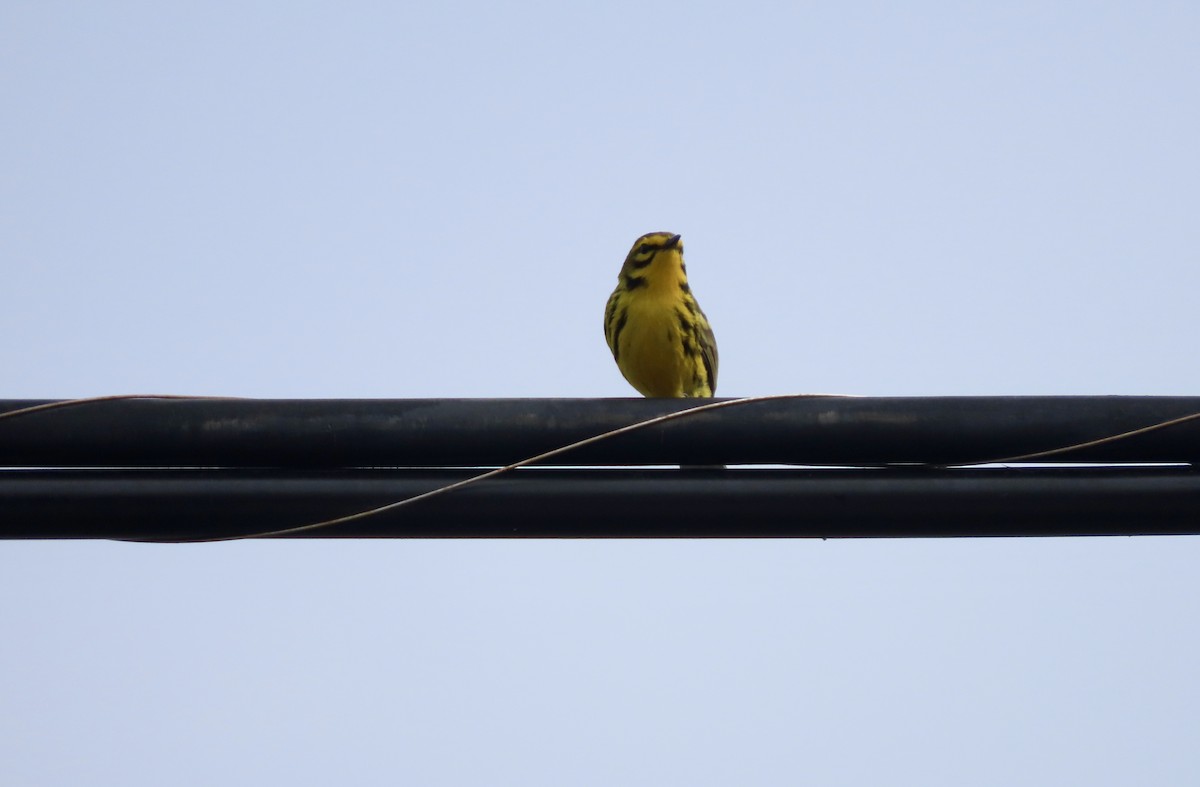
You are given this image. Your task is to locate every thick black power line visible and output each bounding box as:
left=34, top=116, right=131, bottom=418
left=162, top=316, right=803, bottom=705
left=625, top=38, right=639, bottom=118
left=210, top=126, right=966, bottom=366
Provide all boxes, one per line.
left=3, top=467, right=1199, bottom=541
left=2, top=396, right=1200, bottom=467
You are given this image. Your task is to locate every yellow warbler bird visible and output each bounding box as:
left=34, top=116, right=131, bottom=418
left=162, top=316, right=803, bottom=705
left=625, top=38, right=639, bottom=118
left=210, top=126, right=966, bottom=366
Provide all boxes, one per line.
left=604, top=231, right=718, bottom=397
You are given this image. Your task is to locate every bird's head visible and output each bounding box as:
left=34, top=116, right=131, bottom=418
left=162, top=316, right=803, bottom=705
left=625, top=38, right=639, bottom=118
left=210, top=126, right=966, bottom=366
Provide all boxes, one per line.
left=620, top=232, right=686, bottom=284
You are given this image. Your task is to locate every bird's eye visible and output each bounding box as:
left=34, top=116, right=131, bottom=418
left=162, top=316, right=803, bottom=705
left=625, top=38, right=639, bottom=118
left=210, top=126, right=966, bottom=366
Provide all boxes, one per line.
left=637, top=244, right=652, bottom=255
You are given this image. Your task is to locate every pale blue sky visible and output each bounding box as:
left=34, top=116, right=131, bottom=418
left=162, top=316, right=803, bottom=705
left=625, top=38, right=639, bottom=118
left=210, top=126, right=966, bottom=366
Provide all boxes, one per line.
left=3, top=2, right=1199, bottom=784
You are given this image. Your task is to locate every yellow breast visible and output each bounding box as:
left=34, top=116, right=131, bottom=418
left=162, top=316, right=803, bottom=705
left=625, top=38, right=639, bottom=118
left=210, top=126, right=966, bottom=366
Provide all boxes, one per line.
left=615, top=292, right=691, bottom=397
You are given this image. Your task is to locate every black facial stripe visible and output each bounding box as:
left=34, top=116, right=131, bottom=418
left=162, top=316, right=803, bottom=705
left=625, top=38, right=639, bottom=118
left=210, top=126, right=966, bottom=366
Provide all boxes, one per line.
left=623, top=273, right=647, bottom=290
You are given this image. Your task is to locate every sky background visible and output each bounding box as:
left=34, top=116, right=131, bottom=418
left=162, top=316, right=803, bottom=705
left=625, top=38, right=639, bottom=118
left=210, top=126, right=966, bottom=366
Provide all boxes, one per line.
left=3, top=1, right=1200, bottom=784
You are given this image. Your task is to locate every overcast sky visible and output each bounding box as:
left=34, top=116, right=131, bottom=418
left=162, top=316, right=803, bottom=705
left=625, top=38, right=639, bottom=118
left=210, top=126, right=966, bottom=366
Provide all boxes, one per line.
left=3, top=2, right=1200, bottom=784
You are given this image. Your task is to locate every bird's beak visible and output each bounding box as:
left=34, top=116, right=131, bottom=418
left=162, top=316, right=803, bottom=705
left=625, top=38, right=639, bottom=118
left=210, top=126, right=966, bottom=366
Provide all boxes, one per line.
left=667, top=234, right=682, bottom=248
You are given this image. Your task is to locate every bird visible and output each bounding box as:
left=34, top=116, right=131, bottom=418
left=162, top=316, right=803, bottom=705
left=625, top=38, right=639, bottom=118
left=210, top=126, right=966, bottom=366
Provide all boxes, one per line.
left=604, top=231, right=718, bottom=397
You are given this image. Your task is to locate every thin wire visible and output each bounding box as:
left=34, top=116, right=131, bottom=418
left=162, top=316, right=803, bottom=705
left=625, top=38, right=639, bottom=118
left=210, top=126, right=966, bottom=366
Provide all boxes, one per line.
left=953, top=409, right=1200, bottom=465
left=125, top=393, right=857, bottom=542
left=0, top=394, right=244, bottom=421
